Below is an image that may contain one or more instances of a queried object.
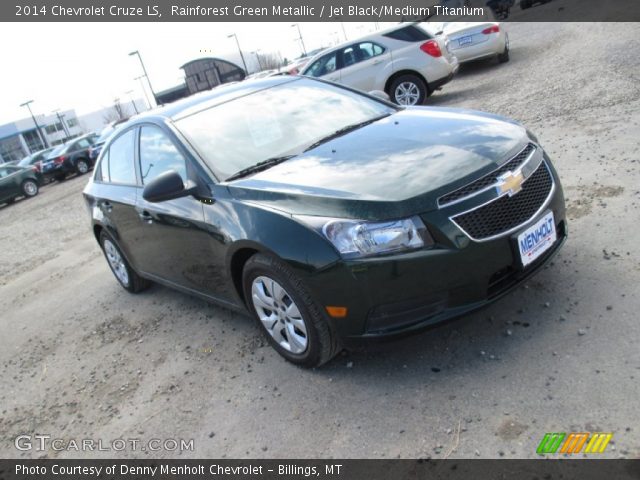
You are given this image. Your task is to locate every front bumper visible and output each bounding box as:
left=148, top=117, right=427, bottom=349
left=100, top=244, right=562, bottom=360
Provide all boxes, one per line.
left=301, top=156, right=567, bottom=339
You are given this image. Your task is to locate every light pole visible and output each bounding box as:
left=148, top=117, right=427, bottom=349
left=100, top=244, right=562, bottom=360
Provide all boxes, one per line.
left=291, top=24, right=307, bottom=56
left=251, top=50, right=263, bottom=71
left=129, top=50, right=157, bottom=106
left=52, top=109, right=70, bottom=140
left=227, top=33, right=248, bottom=74
left=20, top=100, right=49, bottom=150
left=125, top=90, right=140, bottom=114
left=135, top=75, right=152, bottom=109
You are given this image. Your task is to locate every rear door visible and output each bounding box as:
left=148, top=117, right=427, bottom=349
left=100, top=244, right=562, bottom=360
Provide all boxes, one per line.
left=337, top=41, right=391, bottom=92
left=92, top=128, right=141, bottom=267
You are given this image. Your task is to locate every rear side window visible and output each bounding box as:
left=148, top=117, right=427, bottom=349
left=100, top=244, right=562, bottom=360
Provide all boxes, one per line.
left=139, top=126, right=187, bottom=185
left=102, top=129, right=136, bottom=185
left=383, top=25, right=431, bottom=42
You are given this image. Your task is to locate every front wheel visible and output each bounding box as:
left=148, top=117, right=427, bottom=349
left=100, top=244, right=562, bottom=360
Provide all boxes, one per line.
left=21, top=179, right=39, bottom=198
left=389, top=74, right=427, bottom=106
left=100, top=230, right=150, bottom=293
left=242, top=253, right=340, bottom=367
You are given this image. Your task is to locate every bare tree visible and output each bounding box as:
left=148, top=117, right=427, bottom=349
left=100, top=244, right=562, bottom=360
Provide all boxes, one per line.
left=103, top=98, right=129, bottom=123
left=256, top=51, right=284, bottom=71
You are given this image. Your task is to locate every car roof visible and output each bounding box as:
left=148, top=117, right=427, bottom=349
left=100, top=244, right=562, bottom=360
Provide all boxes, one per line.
left=131, top=76, right=298, bottom=124
left=299, top=23, right=424, bottom=71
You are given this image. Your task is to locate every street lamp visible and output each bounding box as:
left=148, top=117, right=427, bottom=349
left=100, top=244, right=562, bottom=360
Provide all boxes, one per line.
left=20, top=100, right=49, bottom=150
left=52, top=109, right=70, bottom=140
left=227, top=33, right=248, bottom=74
left=129, top=50, right=157, bottom=107
left=125, top=90, right=140, bottom=114
left=291, top=24, right=307, bottom=56
left=134, top=75, right=152, bottom=109
left=251, top=50, right=263, bottom=71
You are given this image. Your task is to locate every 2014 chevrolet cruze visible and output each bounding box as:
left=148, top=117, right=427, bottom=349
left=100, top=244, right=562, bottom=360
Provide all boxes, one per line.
left=83, top=77, right=566, bottom=367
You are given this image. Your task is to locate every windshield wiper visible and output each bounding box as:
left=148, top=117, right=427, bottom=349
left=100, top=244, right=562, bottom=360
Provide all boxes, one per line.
left=303, top=113, right=392, bottom=152
left=225, top=155, right=296, bottom=182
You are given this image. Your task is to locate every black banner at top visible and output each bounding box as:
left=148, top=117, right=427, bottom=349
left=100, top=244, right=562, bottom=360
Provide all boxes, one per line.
left=5, top=0, right=640, bottom=22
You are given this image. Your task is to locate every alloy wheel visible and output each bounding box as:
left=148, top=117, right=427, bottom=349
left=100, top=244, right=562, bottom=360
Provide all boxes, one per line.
left=77, top=161, right=89, bottom=174
left=104, top=239, right=130, bottom=287
left=23, top=181, right=38, bottom=196
left=251, top=276, right=308, bottom=354
left=394, top=82, right=421, bottom=105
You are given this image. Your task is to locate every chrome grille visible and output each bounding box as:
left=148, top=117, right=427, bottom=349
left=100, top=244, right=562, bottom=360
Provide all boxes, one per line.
left=439, top=144, right=536, bottom=206
left=451, top=161, right=553, bottom=241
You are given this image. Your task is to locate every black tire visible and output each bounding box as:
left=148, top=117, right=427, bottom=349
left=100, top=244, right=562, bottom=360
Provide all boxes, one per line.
left=242, top=253, right=340, bottom=367
left=498, top=45, right=510, bottom=63
left=99, top=230, right=151, bottom=293
left=389, top=74, right=428, bottom=106
left=76, top=158, right=90, bottom=175
left=21, top=179, right=39, bottom=198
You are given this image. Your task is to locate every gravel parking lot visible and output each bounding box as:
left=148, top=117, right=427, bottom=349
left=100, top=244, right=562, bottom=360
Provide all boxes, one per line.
left=1, top=22, right=639, bottom=459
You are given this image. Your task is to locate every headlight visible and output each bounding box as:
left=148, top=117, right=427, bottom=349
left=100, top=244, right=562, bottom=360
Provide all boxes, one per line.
left=322, top=216, right=432, bottom=258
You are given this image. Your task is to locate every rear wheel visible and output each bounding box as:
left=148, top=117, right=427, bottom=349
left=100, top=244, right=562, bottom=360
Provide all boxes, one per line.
left=389, top=74, right=427, bottom=106
left=100, top=230, right=150, bottom=293
left=21, top=179, right=39, bottom=198
left=242, top=253, right=340, bottom=367
left=76, top=159, right=90, bottom=175
left=498, top=38, right=510, bottom=63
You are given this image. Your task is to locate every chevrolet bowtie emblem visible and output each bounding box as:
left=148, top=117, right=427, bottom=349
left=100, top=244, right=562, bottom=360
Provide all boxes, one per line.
left=496, top=170, right=525, bottom=197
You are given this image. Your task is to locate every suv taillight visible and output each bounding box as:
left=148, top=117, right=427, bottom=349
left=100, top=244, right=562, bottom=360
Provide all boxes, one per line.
left=482, top=25, right=500, bottom=34
left=420, top=40, right=442, bottom=58
left=55, top=155, right=66, bottom=165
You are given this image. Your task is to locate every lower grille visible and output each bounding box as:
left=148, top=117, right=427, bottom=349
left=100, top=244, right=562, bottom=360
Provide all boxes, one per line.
left=452, top=162, right=553, bottom=240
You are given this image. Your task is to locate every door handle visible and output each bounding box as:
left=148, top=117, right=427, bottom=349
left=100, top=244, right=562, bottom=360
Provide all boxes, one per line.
left=138, top=210, right=153, bottom=224
left=372, top=60, right=383, bottom=65
left=102, top=201, right=113, bottom=213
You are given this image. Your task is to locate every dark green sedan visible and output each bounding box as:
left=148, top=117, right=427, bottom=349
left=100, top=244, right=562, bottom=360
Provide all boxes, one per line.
left=83, top=76, right=566, bottom=367
left=0, top=164, right=41, bottom=205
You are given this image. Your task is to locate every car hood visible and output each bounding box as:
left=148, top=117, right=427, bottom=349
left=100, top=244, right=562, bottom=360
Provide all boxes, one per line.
left=226, top=107, right=529, bottom=220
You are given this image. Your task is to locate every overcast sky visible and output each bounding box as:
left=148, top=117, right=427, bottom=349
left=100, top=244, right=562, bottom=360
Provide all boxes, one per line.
left=0, top=22, right=394, bottom=126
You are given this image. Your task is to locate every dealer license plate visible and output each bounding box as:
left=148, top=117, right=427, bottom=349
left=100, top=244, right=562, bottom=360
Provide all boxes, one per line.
left=517, top=211, right=556, bottom=267
left=458, top=35, right=473, bottom=46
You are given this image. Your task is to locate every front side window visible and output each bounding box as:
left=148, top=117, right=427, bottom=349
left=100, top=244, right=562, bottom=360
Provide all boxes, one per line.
left=176, top=78, right=396, bottom=180
left=139, top=126, right=187, bottom=185
left=305, top=52, right=338, bottom=78
left=104, top=129, right=136, bottom=185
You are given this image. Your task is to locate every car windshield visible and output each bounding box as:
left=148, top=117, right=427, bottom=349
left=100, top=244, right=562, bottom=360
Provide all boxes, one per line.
left=175, top=78, right=397, bottom=181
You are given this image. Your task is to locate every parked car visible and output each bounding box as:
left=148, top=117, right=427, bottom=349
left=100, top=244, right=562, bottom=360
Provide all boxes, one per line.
left=486, top=0, right=513, bottom=19
left=0, top=164, right=41, bottom=205
left=41, top=133, right=99, bottom=182
left=83, top=76, right=567, bottom=367
left=89, top=120, right=129, bottom=163
left=300, top=23, right=459, bottom=105
left=520, top=0, right=551, bottom=9
left=12, top=147, right=54, bottom=174
left=440, top=22, right=509, bottom=64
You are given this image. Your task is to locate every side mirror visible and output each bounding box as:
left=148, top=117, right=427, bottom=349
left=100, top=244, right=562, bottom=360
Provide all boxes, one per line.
left=368, top=90, right=390, bottom=101
left=143, top=170, right=198, bottom=203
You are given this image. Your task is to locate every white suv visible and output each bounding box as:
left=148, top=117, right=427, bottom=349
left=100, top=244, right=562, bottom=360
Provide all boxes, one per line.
left=300, top=23, right=459, bottom=106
